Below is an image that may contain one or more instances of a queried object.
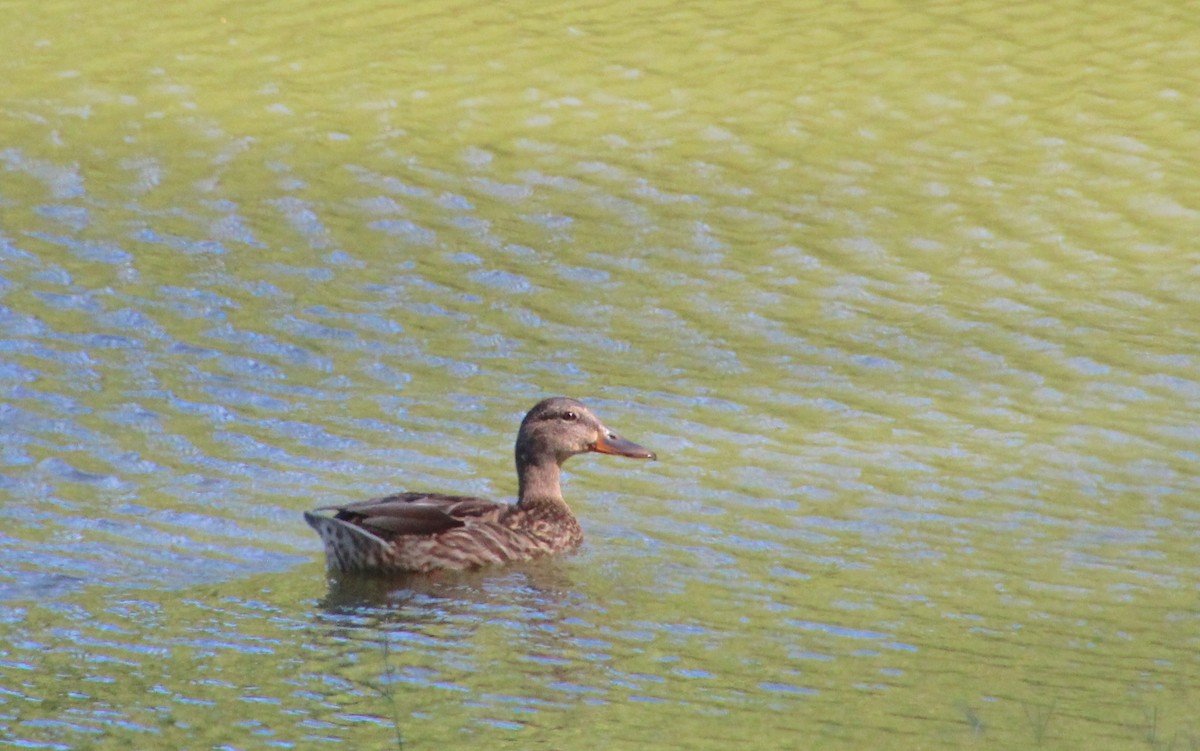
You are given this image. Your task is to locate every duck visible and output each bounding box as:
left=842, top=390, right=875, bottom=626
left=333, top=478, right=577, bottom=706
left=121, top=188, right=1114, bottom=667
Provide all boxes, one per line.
left=304, top=396, right=656, bottom=574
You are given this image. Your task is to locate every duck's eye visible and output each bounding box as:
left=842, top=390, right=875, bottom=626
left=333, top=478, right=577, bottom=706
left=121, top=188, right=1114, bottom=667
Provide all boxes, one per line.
left=561, top=411, right=578, bottom=422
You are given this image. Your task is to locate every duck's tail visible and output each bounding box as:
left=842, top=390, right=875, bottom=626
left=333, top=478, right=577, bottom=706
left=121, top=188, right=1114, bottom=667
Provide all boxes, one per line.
left=303, top=511, right=393, bottom=573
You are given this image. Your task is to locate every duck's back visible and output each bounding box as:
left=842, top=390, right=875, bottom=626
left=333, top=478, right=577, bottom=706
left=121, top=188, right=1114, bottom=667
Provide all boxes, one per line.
left=304, top=492, right=583, bottom=573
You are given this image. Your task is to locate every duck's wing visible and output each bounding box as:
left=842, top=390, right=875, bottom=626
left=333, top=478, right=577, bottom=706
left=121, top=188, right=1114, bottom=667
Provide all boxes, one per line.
left=315, top=492, right=508, bottom=539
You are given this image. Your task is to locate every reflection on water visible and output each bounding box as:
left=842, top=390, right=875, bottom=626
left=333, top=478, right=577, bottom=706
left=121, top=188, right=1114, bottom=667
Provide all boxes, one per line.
left=2, top=0, right=1199, bottom=747
left=316, top=560, right=578, bottom=616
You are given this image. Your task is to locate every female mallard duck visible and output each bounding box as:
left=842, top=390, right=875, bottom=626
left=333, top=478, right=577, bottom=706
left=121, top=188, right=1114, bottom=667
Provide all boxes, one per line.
left=304, top=396, right=656, bottom=574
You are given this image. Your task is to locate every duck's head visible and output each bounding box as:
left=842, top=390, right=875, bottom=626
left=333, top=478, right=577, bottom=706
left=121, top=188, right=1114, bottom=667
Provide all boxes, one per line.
left=516, top=396, right=656, bottom=467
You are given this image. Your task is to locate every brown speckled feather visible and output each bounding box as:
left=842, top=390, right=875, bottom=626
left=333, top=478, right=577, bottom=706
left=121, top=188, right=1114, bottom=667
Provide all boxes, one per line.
left=325, top=493, right=499, bottom=536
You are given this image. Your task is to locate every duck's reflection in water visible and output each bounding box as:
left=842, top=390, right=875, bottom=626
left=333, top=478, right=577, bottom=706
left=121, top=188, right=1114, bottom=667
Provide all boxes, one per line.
left=310, top=559, right=605, bottom=718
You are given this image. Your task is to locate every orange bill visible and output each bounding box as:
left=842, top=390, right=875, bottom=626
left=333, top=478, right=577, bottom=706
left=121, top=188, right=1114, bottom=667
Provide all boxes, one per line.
left=592, top=431, right=657, bottom=460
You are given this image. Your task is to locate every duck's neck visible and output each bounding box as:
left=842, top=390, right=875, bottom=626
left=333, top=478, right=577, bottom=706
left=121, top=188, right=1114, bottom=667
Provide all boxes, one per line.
left=516, top=455, right=568, bottom=510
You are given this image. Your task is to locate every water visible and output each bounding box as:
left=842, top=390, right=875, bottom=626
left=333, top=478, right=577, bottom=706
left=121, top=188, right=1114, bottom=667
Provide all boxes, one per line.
left=1, top=0, right=1198, bottom=747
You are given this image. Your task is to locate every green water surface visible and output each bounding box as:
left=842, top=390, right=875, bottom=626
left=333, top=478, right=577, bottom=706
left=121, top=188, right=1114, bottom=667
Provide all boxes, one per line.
left=1, top=0, right=1197, bottom=748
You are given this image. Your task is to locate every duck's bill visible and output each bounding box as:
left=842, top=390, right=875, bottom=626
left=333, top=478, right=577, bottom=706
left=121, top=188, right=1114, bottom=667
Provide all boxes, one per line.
left=592, top=432, right=657, bottom=460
